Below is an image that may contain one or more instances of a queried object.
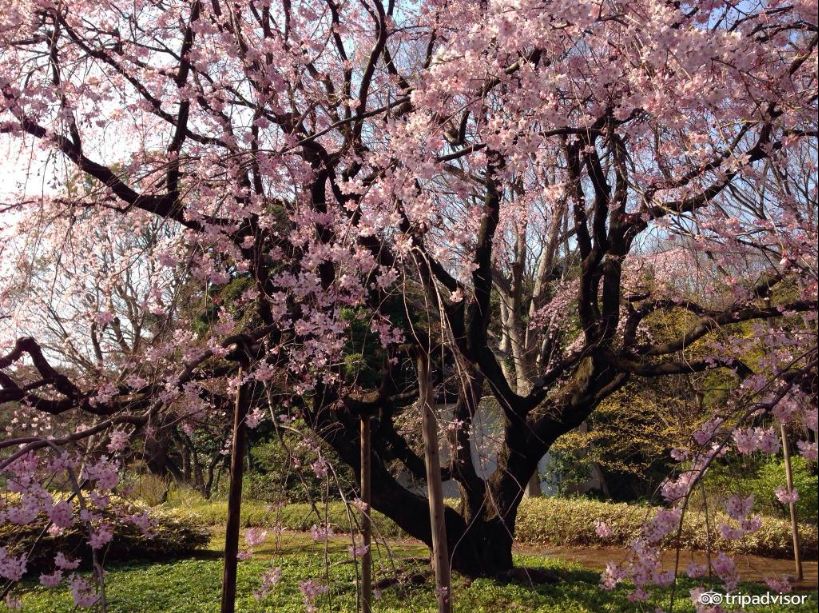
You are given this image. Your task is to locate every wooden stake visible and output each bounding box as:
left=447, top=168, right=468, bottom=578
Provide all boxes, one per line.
left=780, top=424, right=803, bottom=580
left=417, top=352, right=452, bottom=613
left=360, top=416, right=372, bottom=613
left=221, top=371, right=248, bottom=613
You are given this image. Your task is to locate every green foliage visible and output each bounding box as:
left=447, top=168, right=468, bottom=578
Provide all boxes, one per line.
left=515, top=497, right=818, bottom=560
left=339, top=307, right=385, bottom=388
left=243, top=435, right=356, bottom=503
left=11, top=533, right=817, bottom=612
left=704, top=456, right=818, bottom=524
left=121, top=472, right=172, bottom=506
left=168, top=494, right=817, bottom=560
left=167, top=497, right=407, bottom=539
left=191, top=275, right=255, bottom=336
left=0, top=497, right=209, bottom=573
left=547, top=373, right=709, bottom=502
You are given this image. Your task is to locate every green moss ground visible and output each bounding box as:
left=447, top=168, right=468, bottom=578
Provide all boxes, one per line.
left=10, top=532, right=818, bottom=612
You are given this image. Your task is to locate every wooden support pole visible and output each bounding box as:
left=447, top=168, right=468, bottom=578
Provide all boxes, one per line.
left=360, top=416, right=372, bottom=613
left=221, top=370, right=248, bottom=613
left=780, top=424, right=803, bottom=580
left=417, top=353, right=452, bottom=613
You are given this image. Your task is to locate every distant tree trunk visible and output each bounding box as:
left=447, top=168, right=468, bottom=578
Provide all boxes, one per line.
left=193, top=452, right=204, bottom=491
left=141, top=423, right=184, bottom=480
left=204, top=453, right=220, bottom=499
left=524, top=471, right=541, bottom=497
left=182, top=445, right=191, bottom=482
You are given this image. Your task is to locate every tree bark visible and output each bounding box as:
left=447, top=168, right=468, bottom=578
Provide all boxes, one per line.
left=524, top=471, right=542, bottom=497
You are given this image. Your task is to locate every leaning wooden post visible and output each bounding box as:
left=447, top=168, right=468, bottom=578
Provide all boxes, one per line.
left=360, top=415, right=372, bottom=613
left=780, top=424, right=803, bottom=580
left=417, top=351, right=452, bottom=613
left=221, top=367, right=249, bottom=613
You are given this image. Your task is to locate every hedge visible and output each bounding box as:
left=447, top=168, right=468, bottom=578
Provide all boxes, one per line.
left=0, top=497, right=210, bottom=573
left=515, top=497, right=818, bottom=560
left=176, top=496, right=817, bottom=560
left=180, top=499, right=406, bottom=539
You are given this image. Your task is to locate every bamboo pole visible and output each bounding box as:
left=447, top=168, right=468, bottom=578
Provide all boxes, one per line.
left=360, top=416, right=372, bottom=613
left=221, top=370, right=248, bottom=613
left=417, top=352, right=452, bottom=613
left=780, top=424, right=803, bottom=580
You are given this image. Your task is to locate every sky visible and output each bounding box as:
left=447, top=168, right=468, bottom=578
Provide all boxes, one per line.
left=0, top=136, right=58, bottom=203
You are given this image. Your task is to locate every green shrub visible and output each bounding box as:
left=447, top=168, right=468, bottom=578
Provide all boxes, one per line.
left=755, top=457, right=818, bottom=523
left=514, top=497, right=818, bottom=560
left=171, top=497, right=408, bottom=538
left=703, top=456, right=818, bottom=524
left=170, top=492, right=817, bottom=560
left=120, top=472, right=171, bottom=506
left=0, top=497, right=210, bottom=573
left=245, top=436, right=356, bottom=503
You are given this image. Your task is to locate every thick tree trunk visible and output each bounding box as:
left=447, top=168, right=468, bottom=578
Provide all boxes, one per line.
left=447, top=518, right=515, bottom=577
left=322, top=416, right=521, bottom=577
left=314, top=389, right=563, bottom=579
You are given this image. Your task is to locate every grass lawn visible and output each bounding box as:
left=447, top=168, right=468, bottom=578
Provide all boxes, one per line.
left=10, top=532, right=819, bottom=612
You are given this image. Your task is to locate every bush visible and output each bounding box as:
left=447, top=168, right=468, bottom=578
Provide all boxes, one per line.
left=0, top=497, right=210, bottom=573
left=244, top=436, right=356, bottom=503
left=172, top=496, right=407, bottom=539
left=120, top=472, right=171, bottom=506
left=514, top=497, right=818, bottom=560
left=752, top=457, right=817, bottom=523
left=703, top=456, right=818, bottom=524
left=172, top=492, right=817, bottom=560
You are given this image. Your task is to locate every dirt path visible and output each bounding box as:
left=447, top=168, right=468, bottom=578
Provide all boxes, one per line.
left=517, top=544, right=818, bottom=590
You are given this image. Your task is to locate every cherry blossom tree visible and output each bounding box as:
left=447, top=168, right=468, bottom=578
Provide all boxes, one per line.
left=0, top=0, right=816, bottom=607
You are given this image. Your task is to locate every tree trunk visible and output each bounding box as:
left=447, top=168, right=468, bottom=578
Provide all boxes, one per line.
left=182, top=445, right=191, bottom=482
left=314, top=389, right=553, bottom=579
left=204, top=453, right=221, bottom=499
left=193, top=452, right=204, bottom=491
left=447, top=518, right=515, bottom=577
left=524, top=471, right=541, bottom=497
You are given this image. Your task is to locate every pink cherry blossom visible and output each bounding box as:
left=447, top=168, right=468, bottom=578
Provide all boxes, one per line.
left=775, top=486, right=799, bottom=505
left=48, top=501, right=73, bottom=529
left=595, top=520, right=612, bottom=539
left=89, top=524, right=114, bottom=549
left=54, top=553, right=80, bottom=570
left=39, top=570, right=63, bottom=588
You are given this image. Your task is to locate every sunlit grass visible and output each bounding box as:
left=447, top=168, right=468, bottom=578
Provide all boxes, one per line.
left=11, top=531, right=818, bottom=612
